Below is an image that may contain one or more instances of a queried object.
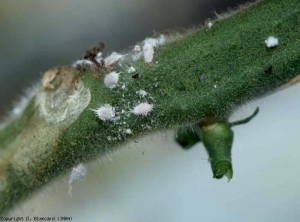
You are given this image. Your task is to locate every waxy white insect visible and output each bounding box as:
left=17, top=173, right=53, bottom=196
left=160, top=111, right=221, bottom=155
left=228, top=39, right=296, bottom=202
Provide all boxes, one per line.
left=104, top=72, right=120, bottom=89
left=125, top=128, right=132, bottom=134
left=95, top=52, right=103, bottom=63
left=136, top=90, right=147, bottom=97
left=104, top=52, right=124, bottom=67
left=72, top=59, right=94, bottom=67
left=132, top=44, right=143, bottom=61
left=68, top=163, right=87, bottom=197
left=143, top=35, right=166, bottom=63
left=265, top=36, right=279, bottom=48
left=91, top=104, right=116, bottom=121
left=132, top=102, right=153, bottom=116
left=127, top=66, right=136, bottom=73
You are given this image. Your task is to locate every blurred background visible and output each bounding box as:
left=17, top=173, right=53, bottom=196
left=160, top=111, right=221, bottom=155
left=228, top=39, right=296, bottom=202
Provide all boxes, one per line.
left=0, top=0, right=249, bottom=117
left=2, top=0, right=300, bottom=221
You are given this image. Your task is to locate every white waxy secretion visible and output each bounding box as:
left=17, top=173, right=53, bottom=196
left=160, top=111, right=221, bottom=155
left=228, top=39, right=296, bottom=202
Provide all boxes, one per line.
left=132, top=44, right=143, bottom=61
left=127, top=66, right=136, bottom=73
left=265, top=36, right=279, bottom=48
left=104, top=52, right=124, bottom=67
left=143, top=43, right=155, bottom=63
left=68, top=163, right=87, bottom=196
left=142, top=35, right=166, bottom=63
left=95, top=52, right=103, bottom=63
left=136, top=90, right=147, bottom=97
left=132, top=102, right=154, bottom=116
left=91, top=104, right=115, bottom=121
left=104, top=72, right=120, bottom=89
left=72, top=59, right=94, bottom=67
left=125, top=128, right=132, bottom=134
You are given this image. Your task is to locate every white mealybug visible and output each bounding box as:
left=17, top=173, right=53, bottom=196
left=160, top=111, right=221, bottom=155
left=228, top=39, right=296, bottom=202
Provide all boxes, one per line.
left=265, top=36, right=279, bottom=48
left=132, top=44, right=143, bottom=61
left=127, top=66, right=136, bottom=73
left=132, top=102, right=153, bottom=116
left=155, top=35, right=166, bottom=45
left=104, top=71, right=120, bottom=89
left=143, top=43, right=155, bottom=63
left=133, top=45, right=141, bottom=51
left=125, top=128, right=132, bottom=134
left=208, top=22, right=213, bottom=28
left=91, top=104, right=115, bottom=121
left=104, top=52, right=124, bottom=67
left=136, top=90, right=147, bottom=97
left=68, top=163, right=87, bottom=197
left=95, top=52, right=103, bottom=63
left=143, top=35, right=166, bottom=63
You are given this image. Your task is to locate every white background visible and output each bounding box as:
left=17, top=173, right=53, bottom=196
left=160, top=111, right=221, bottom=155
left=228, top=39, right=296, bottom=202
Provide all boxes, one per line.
left=2, top=0, right=300, bottom=221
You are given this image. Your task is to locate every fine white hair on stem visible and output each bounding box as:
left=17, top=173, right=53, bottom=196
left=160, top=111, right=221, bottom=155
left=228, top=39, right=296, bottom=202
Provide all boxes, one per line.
left=265, top=36, right=279, bottom=48
left=91, top=104, right=116, bottom=121
left=104, top=71, right=120, bottom=89
left=68, top=163, right=87, bottom=197
left=132, top=102, right=154, bottom=116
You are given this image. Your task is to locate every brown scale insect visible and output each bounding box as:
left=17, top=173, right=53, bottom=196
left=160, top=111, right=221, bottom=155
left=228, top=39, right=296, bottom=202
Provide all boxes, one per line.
left=84, top=42, right=105, bottom=60
left=83, top=42, right=106, bottom=72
